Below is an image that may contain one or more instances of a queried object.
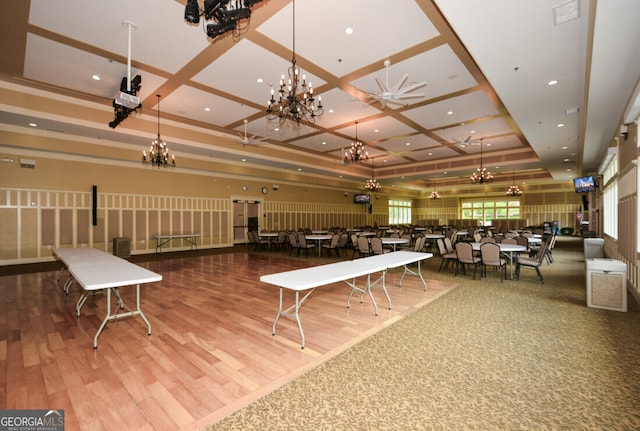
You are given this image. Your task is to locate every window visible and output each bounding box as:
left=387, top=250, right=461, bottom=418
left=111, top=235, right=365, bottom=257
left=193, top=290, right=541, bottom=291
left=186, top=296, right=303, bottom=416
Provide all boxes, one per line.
left=460, top=198, right=521, bottom=226
left=603, top=154, right=617, bottom=239
left=389, top=200, right=412, bottom=224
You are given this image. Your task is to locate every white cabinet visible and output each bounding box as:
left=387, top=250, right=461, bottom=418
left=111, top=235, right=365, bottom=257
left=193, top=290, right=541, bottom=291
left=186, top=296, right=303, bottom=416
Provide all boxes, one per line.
left=585, top=258, right=627, bottom=312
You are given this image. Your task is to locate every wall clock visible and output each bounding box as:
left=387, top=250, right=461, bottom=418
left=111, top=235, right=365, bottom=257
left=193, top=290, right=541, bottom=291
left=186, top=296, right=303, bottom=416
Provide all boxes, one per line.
left=261, top=187, right=268, bottom=195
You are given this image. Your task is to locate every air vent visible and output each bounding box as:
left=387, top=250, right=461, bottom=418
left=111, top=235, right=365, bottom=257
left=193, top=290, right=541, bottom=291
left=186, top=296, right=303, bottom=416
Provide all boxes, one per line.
left=553, top=0, right=579, bottom=25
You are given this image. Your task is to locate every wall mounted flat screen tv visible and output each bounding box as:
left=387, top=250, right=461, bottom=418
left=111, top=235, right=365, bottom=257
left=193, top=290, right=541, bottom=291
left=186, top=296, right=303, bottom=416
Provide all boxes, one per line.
left=573, top=175, right=596, bottom=193
left=354, top=194, right=371, bottom=204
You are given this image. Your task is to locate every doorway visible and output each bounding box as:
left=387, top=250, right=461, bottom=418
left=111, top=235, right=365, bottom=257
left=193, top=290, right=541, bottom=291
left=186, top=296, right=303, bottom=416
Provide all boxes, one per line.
left=232, top=199, right=262, bottom=244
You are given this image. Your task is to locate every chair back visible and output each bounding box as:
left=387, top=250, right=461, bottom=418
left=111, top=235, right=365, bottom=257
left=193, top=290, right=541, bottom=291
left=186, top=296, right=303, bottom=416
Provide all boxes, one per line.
left=480, top=237, right=496, bottom=243
left=339, top=233, right=349, bottom=248
left=370, top=237, right=386, bottom=255
left=444, top=237, right=454, bottom=253
left=277, top=231, right=287, bottom=244
left=288, top=232, right=299, bottom=248
left=414, top=236, right=425, bottom=252
left=297, top=232, right=308, bottom=247
left=473, top=231, right=482, bottom=242
left=436, top=238, right=447, bottom=255
left=480, top=242, right=502, bottom=266
left=357, top=236, right=371, bottom=254
left=534, top=240, right=549, bottom=263
left=329, top=233, right=340, bottom=247
left=515, top=236, right=529, bottom=248
left=455, top=242, right=476, bottom=264
left=351, top=233, right=359, bottom=249
left=501, top=238, right=517, bottom=245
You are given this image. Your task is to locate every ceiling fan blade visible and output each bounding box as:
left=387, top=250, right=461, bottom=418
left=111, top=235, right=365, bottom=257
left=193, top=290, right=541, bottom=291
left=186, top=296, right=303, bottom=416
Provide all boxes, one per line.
left=394, top=81, right=427, bottom=95
left=374, top=76, right=388, bottom=92
left=392, top=73, right=409, bottom=91
left=391, top=93, right=425, bottom=100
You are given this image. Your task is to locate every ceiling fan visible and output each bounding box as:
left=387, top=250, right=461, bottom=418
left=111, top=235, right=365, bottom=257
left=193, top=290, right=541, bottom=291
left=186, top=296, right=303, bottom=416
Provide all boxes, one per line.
left=454, top=136, right=481, bottom=148
left=236, top=119, right=268, bottom=146
left=354, top=60, right=427, bottom=109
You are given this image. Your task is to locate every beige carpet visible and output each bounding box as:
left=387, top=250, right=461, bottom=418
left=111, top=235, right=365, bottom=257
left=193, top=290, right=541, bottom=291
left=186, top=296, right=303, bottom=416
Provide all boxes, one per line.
left=206, top=237, right=640, bottom=430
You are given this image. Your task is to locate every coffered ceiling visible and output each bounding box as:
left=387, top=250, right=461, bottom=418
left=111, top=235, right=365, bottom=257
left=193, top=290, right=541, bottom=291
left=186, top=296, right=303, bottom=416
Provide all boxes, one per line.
left=1, top=0, right=639, bottom=191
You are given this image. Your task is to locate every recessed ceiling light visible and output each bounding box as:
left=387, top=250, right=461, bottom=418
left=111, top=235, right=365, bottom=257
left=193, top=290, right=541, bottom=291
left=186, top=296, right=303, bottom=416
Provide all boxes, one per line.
left=241, top=158, right=247, bottom=162
left=274, top=127, right=280, bottom=132
left=256, top=78, right=263, bottom=83
left=28, top=122, right=37, bottom=127
left=562, top=146, right=568, bottom=150
left=321, top=141, right=326, bottom=145
left=447, top=111, right=453, bottom=115
left=564, top=158, right=570, bottom=162
left=92, top=74, right=101, bottom=81
left=405, top=142, right=410, bottom=146
left=557, top=123, right=565, bottom=128
left=548, top=80, right=558, bottom=86
left=345, top=27, right=353, bottom=35
left=374, top=129, right=379, bottom=133
left=204, top=107, right=211, bottom=112
left=297, top=168, right=302, bottom=171
left=428, top=152, right=432, bottom=156
left=328, top=109, right=334, bottom=113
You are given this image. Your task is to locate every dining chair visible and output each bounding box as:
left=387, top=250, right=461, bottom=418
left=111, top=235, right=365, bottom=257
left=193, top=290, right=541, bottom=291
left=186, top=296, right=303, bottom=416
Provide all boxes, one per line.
left=444, top=237, right=455, bottom=254
left=357, top=236, right=372, bottom=258
left=515, top=240, right=549, bottom=283
left=338, top=232, right=349, bottom=256
left=288, top=232, right=300, bottom=256
left=370, top=236, right=390, bottom=255
left=455, top=241, right=481, bottom=279
left=297, top=232, right=316, bottom=257
left=479, top=242, right=506, bottom=282
left=436, top=238, right=457, bottom=272
left=321, top=233, right=341, bottom=257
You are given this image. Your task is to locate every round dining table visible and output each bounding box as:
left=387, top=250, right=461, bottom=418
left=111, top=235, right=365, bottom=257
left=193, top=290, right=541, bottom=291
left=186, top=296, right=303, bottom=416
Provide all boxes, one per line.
left=380, top=237, right=409, bottom=251
left=305, top=234, right=333, bottom=256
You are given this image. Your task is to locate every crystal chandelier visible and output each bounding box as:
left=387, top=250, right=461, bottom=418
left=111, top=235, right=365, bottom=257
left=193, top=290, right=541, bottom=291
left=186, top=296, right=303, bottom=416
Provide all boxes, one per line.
left=429, top=180, right=441, bottom=199
left=343, top=122, right=368, bottom=165
left=506, top=172, right=522, bottom=196
left=142, top=95, right=175, bottom=168
left=266, top=0, right=323, bottom=125
left=470, top=139, right=492, bottom=184
left=365, top=158, right=381, bottom=192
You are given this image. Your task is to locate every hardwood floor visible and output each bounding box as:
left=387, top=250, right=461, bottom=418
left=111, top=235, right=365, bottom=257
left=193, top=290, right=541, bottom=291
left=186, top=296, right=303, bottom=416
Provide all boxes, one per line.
left=0, top=249, right=456, bottom=430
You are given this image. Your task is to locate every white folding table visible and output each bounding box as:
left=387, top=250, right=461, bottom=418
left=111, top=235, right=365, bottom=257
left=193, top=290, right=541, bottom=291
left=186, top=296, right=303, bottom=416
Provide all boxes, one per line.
left=260, top=251, right=432, bottom=348
left=53, top=248, right=161, bottom=348
left=154, top=234, right=199, bottom=252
